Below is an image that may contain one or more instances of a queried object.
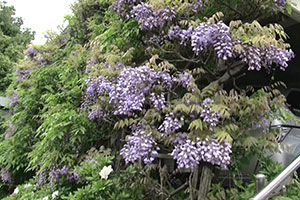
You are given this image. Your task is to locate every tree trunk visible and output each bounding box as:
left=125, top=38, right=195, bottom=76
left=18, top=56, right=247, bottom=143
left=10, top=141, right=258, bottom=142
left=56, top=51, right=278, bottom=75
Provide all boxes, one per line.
left=197, top=164, right=213, bottom=200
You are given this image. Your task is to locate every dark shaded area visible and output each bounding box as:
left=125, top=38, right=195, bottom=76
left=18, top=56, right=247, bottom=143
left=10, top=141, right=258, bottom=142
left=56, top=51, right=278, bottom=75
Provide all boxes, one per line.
left=286, top=89, right=300, bottom=116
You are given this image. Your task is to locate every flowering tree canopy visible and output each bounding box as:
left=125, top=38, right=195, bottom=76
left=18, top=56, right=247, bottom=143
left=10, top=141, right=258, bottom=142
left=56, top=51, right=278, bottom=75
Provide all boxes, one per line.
left=0, top=0, right=298, bottom=199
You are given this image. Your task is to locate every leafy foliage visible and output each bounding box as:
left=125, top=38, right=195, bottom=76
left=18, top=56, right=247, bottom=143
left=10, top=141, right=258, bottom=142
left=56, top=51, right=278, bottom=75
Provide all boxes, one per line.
left=0, top=0, right=299, bottom=199
left=0, top=1, right=33, bottom=93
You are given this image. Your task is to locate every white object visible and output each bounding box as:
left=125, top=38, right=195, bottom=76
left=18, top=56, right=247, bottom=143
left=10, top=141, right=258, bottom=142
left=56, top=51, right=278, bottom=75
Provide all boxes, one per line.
left=99, top=165, right=113, bottom=180
left=52, top=191, right=59, bottom=199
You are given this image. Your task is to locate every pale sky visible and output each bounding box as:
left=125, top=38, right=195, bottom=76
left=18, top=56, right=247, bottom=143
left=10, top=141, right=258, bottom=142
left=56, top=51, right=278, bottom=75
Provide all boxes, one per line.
left=7, top=0, right=76, bottom=44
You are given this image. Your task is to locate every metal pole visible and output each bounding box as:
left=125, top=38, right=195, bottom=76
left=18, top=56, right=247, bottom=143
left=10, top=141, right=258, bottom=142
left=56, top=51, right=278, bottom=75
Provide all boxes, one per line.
left=250, top=154, right=300, bottom=200
left=255, top=174, right=266, bottom=192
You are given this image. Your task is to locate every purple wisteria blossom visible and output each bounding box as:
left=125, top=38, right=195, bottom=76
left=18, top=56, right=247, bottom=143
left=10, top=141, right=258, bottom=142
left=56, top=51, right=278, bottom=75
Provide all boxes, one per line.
left=86, top=76, right=114, bottom=98
left=36, top=170, right=48, bottom=187
left=197, top=138, right=231, bottom=169
left=189, top=0, right=204, bottom=13
left=120, top=126, right=159, bottom=165
left=88, top=107, right=108, bottom=120
left=171, top=139, right=200, bottom=169
left=180, top=26, right=194, bottom=46
left=158, top=113, right=184, bottom=136
left=85, top=59, right=98, bottom=74
left=168, top=26, right=181, bottom=40
left=25, top=47, right=37, bottom=59
left=1, top=168, right=13, bottom=184
left=236, top=43, right=294, bottom=71
left=85, top=66, right=195, bottom=118
left=113, top=0, right=141, bottom=19
left=35, top=56, right=47, bottom=67
left=174, top=72, right=192, bottom=88
left=131, top=3, right=176, bottom=30
left=239, top=44, right=262, bottom=70
left=4, top=123, right=16, bottom=140
left=16, top=69, right=31, bottom=82
left=168, top=25, right=194, bottom=46
left=171, top=138, right=232, bottom=169
left=272, top=0, right=286, bottom=9
left=150, top=93, right=166, bottom=111
left=109, top=66, right=173, bottom=115
left=191, top=21, right=233, bottom=60
left=9, top=91, right=19, bottom=107
left=262, top=45, right=294, bottom=71
left=172, top=133, right=188, bottom=145
left=49, top=166, right=79, bottom=187
left=200, top=98, right=220, bottom=130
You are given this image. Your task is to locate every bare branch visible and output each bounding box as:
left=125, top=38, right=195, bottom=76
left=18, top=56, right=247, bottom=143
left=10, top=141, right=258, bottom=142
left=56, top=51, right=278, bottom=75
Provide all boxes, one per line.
left=218, top=63, right=247, bottom=84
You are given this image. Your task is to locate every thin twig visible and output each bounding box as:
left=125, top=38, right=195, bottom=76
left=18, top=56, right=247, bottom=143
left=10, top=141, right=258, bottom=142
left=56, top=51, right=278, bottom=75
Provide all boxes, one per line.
left=167, top=182, right=189, bottom=199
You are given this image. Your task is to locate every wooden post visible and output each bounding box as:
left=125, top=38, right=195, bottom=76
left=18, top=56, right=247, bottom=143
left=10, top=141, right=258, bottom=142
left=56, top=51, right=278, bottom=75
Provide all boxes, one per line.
left=198, top=164, right=213, bottom=200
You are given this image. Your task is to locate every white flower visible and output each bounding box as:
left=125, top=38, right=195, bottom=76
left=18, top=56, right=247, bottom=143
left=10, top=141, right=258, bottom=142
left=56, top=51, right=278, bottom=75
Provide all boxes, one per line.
left=24, top=183, right=33, bottom=188
left=99, top=165, right=113, bottom=180
left=42, top=196, right=49, bottom=200
left=13, top=187, right=19, bottom=194
left=52, top=191, right=59, bottom=199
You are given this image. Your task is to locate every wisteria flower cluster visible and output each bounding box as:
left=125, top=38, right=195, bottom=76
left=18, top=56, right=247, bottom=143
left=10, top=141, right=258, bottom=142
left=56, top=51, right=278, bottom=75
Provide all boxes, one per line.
left=85, top=59, right=99, bottom=74
left=85, top=65, right=192, bottom=119
left=150, top=92, right=166, bottom=111
left=171, top=138, right=231, bottom=169
left=158, top=113, right=184, bottom=136
left=25, top=46, right=37, bottom=59
left=200, top=98, right=220, bottom=130
left=168, top=21, right=233, bottom=60
left=171, top=139, right=201, bottom=169
left=120, top=126, right=159, bottom=165
left=9, top=91, right=19, bottom=108
left=113, top=0, right=141, bottom=19
left=16, top=68, right=31, bottom=82
left=237, top=43, right=294, bottom=71
left=131, top=2, right=176, bottom=30
left=86, top=76, right=113, bottom=98
left=49, top=166, right=79, bottom=187
left=168, top=22, right=293, bottom=69
left=272, top=0, right=287, bottom=10
left=181, top=0, right=204, bottom=14
left=4, top=123, right=16, bottom=140
left=192, top=21, right=232, bottom=60
left=1, top=168, right=13, bottom=184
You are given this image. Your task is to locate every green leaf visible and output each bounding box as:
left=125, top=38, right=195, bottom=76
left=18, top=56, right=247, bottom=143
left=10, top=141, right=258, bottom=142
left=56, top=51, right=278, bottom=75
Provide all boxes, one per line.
left=188, top=119, right=203, bottom=131
left=243, top=136, right=258, bottom=148
left=174, top=103, right=190, bottom=114
left=216, top=130, right=233, bottom=144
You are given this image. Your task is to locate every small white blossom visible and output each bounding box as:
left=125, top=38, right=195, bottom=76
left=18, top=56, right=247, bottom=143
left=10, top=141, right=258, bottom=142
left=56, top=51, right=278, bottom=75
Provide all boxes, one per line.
left=42, top=196, right=49, bottom=200
left=13, top=187, right=19, bottom=194
left=52, top=191, right=59, bottom=199
left=99, top=165, right=113, bottom=180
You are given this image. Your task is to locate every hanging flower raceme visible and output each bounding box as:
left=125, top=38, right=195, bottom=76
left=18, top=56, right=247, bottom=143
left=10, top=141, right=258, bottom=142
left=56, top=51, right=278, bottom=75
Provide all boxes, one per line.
left=120, top=126, right=159, bottom=165
left=158, top=113, right=184, bottom=136
left=200, top=98, right=220, bottom=130
left=130, top=2, right=176, bottom=30
left=171, top=137, right=232, bottom=169
left=85, top=65, right=192, bottom=119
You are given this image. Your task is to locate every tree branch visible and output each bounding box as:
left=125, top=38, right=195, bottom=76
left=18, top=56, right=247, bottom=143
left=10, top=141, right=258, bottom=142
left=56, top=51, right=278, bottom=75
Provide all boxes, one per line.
left=218, top=62, right=247, bottom=84
left=167, top=181, right=188, bottom=199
